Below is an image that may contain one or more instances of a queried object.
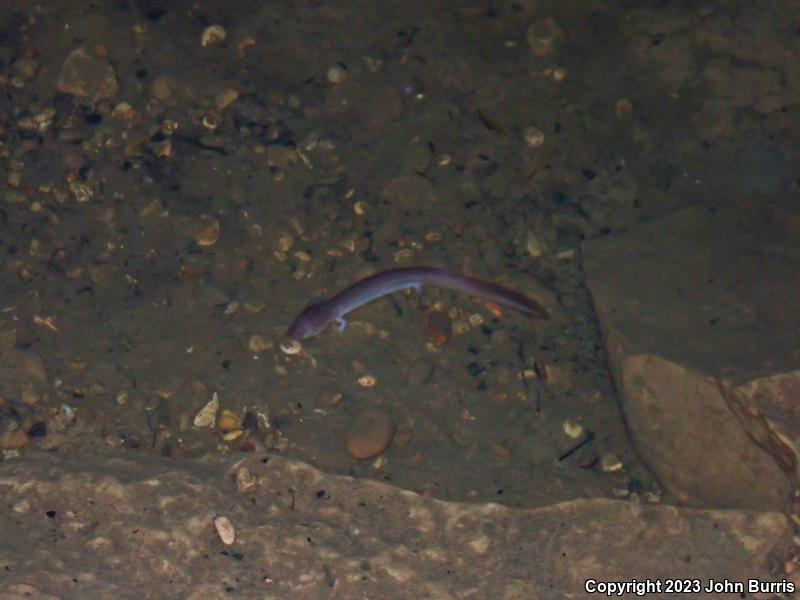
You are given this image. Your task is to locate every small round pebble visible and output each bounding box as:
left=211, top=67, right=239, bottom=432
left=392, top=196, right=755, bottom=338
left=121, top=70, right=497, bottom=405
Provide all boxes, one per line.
left=327, top=65, right=347, bottom=84
left=201, top=25, right=226, bottom=47
left=345, top=407, right=395, bottom=460
left=523, top=126, right=545, bottom=148
left=562, top=418, right=584, bottom=439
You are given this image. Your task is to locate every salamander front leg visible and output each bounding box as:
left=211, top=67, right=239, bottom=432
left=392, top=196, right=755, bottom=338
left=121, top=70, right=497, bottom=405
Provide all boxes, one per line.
left=335, top=317, right=348, bottom=332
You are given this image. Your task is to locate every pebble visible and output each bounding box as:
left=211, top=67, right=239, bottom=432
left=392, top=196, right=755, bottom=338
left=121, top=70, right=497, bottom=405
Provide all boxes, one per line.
left=601, top=452, right=624, bottom=473
left=550, top=66, right=568, bottom=82
left=201, top=25, right=226, bottom=47
left=491, top=443, right=511, bottom=461
left=523, top=126, right=545, bottom=149
left=0, top=429, right=29, bottom=450
left=214, top=516, right=235, bottom=545
left=218, top=409, right=241, bottom=432
left=215, top=88, right=240, bottom=110
left=280, top=340, right=302, bottom=355
left=248, top=335, right=273, bottom=353
left=616, top=98, right=634, bottom=120
left=0, top=328, right=16, bottom=354
left=266, top=146, right=298, bottom=169
left=193, top=392, right=220, bottom=428
left=12, top=57, right=38, bottom=80
left=151, top=75, right=177, bottom=102
left=327, top=64, right=347, bottom=84
left=111, top=102, right=139, bottom=127
left=175, top=214, right=220, bottom=247
left=526, top=231, right=546, bottom=257
left=198, top=284, right=230, bottom=308
left=194, top=215, right=220, bottom=247
left=223, top=430, right=243, bottom=442
left=357, top=375, right=377, bottom=387
left=405, top=359, right=435, bottom=387
left=235, top=467, right=258, bottom=493
left=276, top=232, right=294, bottom=252
left=345, top=407, right=395, bottom=460
left=525, top=18, right=564, bottom=57
left=562, top=419, right=584, bottom=439
left=57, top=48, right=118, bottom=101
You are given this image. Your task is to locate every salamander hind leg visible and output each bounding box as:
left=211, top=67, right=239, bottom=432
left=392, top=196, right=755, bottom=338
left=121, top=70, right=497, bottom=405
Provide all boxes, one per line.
left=335, top=317, right=348, bottom=331
left=411, top=282, right=428, bottom=308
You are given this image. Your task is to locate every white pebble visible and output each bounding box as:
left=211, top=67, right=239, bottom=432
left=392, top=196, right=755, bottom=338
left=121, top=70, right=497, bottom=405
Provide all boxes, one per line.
left=601, top=453, right=623, bottom=473
left=562, top=419, right=584, bottom=439
left=523, top=126, right=545, bottom=148
left=201, top=25, right=226, bottom=47
left=280, top=340, right=302, bottom=355
left=193, top=392, right=220, bottom=428
left=327, top=65, right=347, bottom=84
left=214, top=516, right=236, bottom=545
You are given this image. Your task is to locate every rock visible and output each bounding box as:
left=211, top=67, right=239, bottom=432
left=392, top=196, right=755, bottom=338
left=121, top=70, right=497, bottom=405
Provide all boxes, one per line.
left=345, top=407, right=395, bottom=460
left=214, top=88, right=240, bottom=110
left=213, top=516, right=235, bottom=545
left=380, top=175, right=438, bottom=210
left=200, top=25, right=226, bottom=48
left=57, top=48, right=118, bottom=101
left=326, top=64, right=347, bottom=84
left=0, top=351, right=48, bottom=406
left=0, top=429, right=29, bottom=449
left=582, top=195, right=799, bottom=511
left=266, top=146, right=298, bottom=169
left=217, top=409, right=240, bottom=432
left=0, top=451, right=791, bottom=598
left=525, top=18, right=564, bottom=58
left=247, top=335, right=273, bottom=353
left=175, top=214, right=220, bottom=247
left=234, top=466, right=257, bottom=494
left=405, top=359, right=435, bottom=387
left=0, top=327, right=16, bottom=353
left=197, top=282, right=230, bottom=308
left=193, top=392, right=220, bottom=428
left=151, top=75, right=178, bottom=102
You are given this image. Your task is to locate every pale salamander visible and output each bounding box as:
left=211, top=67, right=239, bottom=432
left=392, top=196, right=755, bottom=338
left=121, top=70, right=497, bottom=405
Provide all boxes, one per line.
left=286, top=267, right=548, bottom=341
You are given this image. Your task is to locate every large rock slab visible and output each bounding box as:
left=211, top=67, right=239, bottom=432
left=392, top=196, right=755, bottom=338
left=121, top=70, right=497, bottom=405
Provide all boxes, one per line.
left=0, top=451, right=793, bottom=599
left=582, top=195, right=800, bottom=510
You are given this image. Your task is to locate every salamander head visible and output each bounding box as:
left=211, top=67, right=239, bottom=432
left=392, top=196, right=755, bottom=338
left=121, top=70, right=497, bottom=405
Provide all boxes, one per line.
left=286, top=302, right=335, bottom=341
